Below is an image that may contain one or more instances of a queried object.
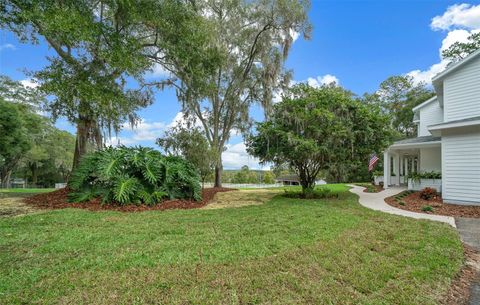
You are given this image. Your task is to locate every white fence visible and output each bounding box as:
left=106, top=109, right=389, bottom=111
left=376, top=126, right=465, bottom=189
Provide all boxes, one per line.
left=203, top=183, right=285, bottom=189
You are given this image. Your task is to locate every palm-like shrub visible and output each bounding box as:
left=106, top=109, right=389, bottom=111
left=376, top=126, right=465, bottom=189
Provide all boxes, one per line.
left=68, top=146, right=201, bottom=205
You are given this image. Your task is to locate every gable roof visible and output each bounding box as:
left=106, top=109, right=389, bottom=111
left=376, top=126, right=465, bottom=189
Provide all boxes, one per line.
left=412, top=96, right=437, bottom=112
left=432, top=49, right=480, bottom=106
left=432, top=48, right=480, bottom=84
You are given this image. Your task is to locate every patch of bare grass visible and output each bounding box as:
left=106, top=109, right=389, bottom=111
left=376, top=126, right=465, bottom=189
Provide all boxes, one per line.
left=203, top=189, right=280, bottom=209
left=0, top=197, right=41, bottom=217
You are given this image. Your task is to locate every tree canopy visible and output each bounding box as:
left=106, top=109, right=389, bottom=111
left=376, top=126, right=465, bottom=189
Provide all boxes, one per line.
left=0, top=97, right=33, bottom=187
left=0, top=76, right=76, bottom=187
left=1, top=0, right=209, bottom=168
left=442, top=32, right=480, bottom=62
left=155, top=0, right=312, bottom=187
left=247, top=84, right=394, bottom=195
left=363, top=75, right=434, bottom=139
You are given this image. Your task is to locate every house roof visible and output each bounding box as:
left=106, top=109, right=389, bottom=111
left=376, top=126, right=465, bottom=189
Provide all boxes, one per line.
left=412, top=96, right=438, bottom=112
left=428, top=116, right=480, bottom=136
left=389, top=136, right=441, bottom=150
left=392, top=136, right=441, bottom=145
left=432, top=48, right=480, bottom=83
left=432, top=49, right=480, bottom=106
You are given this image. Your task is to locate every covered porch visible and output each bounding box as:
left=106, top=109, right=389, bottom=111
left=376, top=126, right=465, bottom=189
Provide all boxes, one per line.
left=383, top=136, right=441, bottom=189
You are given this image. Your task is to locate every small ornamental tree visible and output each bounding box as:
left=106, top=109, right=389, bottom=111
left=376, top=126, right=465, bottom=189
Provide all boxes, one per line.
left=247, top=84, right=393, bottom=196
left=157, top=126, right=216, bottom=189
left=262, top=171, right=275, bottom=184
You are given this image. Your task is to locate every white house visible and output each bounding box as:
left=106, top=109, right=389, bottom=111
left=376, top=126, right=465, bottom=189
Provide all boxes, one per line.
left=383, top=49, right=480, bottom=206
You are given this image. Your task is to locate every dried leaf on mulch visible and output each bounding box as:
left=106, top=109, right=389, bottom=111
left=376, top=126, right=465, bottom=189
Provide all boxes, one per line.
left=24, top=187, right=235, bottom=212
left=385, top=191, right=480, bottom=218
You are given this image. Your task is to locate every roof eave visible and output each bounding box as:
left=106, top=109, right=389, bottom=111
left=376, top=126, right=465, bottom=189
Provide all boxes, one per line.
left=432, top=49, right=480, bottom=83
left=428, top=118, right=480, bottom=136
left=412, top=96, right=438, bottom=112
left=389, top=141, right=441, bottom=150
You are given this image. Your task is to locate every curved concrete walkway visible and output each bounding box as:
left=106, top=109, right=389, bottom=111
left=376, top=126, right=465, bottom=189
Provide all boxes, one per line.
left=348, top=184, right=456, bottom=228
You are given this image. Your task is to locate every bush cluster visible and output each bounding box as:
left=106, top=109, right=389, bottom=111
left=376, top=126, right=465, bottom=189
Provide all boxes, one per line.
left=68, top=146, right=201, bottom=205
left=419, top=187, right=438, bottom=201
left=283, top=187, right=338, bottom=199
left=409, top=171, right=441, bottom=182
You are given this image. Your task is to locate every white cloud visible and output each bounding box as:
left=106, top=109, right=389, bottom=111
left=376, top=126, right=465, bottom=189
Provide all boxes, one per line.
left=431, top=3, right=480, bottom=31
left=406, top=4, right=480, bottom=85
left=0, top=43, right=15, bottom=51
left=167, top=111, right=204, bottom=129
left=222, top=142, right=267, bottom=170
left=406, top=61, right=449, bottom=86
left=273, top=74, right=340, bottom=103
left=289, top=29, right=300, bottom=43
left=306, top=74, right=339, bottom=87
left=20, top=79, right=39, bottom=89
left=146, top=63, right=171, bottom=78
left=439, top=29, right=473, bottom=55
left=124, top=119, right=167, bottom=142
left=106, top=119, right=168, bottom=146
left=104, top=136, right=138, bottom=147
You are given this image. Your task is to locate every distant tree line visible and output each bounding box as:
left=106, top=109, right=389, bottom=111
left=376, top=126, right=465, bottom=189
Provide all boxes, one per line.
left=0, top=76, right=75, bottom=188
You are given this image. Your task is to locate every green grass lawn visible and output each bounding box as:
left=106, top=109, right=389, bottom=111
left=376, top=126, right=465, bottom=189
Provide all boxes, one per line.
left=0, top=188, right=54, bottom=199
left=0, top=185, right=463, bottom=304
left=0, top=188, right=55, bottom=193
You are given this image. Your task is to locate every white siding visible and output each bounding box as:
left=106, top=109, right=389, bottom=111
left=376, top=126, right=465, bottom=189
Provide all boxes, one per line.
left=419, top=147, right=441, bottom=172
left=418, top=100, right=443, bottom=136
left=442, top=130, right=480, bottom=205
left=444, top=56, right=480, bottom=122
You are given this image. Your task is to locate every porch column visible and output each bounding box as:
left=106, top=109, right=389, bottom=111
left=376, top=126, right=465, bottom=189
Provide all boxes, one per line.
left=393, top=153, right=400, bottom=186
left=383, top=151, right=390, bottom=188
left=404, top=156, right=408, bottom=179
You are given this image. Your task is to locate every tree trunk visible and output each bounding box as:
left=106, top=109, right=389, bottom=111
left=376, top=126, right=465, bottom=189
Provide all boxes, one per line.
left=214, top=165, right=222, bottom=188
left=72, top=118, right=90, bottom=170
left=1, top=170, right=12, bottom=188
left=72, top=115, right=104, bottom=171
left=30, top=163, right=38, bottom=186
left=298, top=168, right=315, bottom=198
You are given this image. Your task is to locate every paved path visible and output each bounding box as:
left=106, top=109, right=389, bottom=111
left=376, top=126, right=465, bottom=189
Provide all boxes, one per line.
left=455, top=218, right=480, bottom=251
left=348, top=184, right=457, bottom=227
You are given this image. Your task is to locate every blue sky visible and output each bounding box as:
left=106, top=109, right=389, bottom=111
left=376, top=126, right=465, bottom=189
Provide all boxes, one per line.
left=1, top=1, right=480, bottom=169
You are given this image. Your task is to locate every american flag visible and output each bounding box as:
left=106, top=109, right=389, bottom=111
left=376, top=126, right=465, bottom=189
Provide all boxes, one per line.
left=368, top=154, right=379, bottom=171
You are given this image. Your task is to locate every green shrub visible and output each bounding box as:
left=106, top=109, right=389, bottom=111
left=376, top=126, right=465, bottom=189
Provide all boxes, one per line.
left=422, top=205, right=434, bottom=212
left=68, top=146, right=202, bottom=205
left=408, top=171, right=441, bottom=183
left=283, top=187, right=337, bottom=199
left=399, top=201, right=405, bottom=206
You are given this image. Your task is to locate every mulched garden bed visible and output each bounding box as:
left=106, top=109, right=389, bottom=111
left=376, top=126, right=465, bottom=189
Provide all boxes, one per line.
left=24, top=187, right=235, bottom=212
left=385, top=191, right=480, bottom=218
